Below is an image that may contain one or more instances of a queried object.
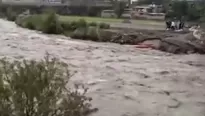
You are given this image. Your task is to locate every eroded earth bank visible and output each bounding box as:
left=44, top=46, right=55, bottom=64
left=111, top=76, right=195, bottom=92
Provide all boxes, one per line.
left=1, top=19, right=205, bottom=116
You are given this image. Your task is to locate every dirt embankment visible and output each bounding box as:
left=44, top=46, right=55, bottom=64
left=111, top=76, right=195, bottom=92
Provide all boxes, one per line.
left=98, top=28, right=205, bottom=54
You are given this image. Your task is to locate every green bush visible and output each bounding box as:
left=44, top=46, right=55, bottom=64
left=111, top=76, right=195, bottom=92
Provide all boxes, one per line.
left=70, top=28, right=88, bottom=39
left=25, top=21, right=35, bottom=30
left=0, top=8, right=6, bottom=18
left=7, top=14, right=17, bottom=21
left=70, top=21, right=78, bottom=30
left=76, top=19, right=87, bottom=28
left=15, top=12, right=110, bottom=37
left=6, top=7, right=17, bottom=21
left=98, top=23, right=110, bottom=29
left=61, top=21, right=72, bottom=30
left=15, top=14, right=44, bottom=31
left=15, top=17, right=23, bottom=27
left=86, top=27, right=100, bottom=41
left=26, top=15, right=44, bottom=31
left=70, top=27, right=102, bottom=41
left=0, top=54, right=98, bottom=116
left=62, top=19, right=88, bottom=31
left=63, top=31, right=73, bottom=36
left=42, top=12, right=63, bottom=34
left=88, top=22, right=97, bottom=27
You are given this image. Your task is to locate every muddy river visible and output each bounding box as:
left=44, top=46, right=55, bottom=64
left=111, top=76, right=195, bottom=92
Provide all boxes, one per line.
left=0, top=19, right=205, bottom=116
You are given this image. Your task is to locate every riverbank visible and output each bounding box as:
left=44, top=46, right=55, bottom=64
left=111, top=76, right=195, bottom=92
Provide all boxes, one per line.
left=16, top=13, right=205, bottom=54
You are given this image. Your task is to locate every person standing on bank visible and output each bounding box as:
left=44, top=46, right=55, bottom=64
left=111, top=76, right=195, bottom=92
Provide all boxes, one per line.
left=166, top=20, right=171, bottom=30
left=171, top=21, right=176, bottom=30
left=179, top=17, right=185, bottom=30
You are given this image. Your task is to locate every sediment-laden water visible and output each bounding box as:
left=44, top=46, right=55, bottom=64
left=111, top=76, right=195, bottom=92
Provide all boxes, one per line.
left=0, top=19, right=205, bottom=116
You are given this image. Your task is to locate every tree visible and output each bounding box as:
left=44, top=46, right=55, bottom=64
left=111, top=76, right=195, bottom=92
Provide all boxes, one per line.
left=109, top=0, right=116, bottom=5
left=166, top=0, right=191, bottom=20
left=187, top=3, right=201, bottom=21
left=165, top=0, right=205, bottom=22
left=172, top=1, right=188, bottom=18
left=162, top=0, right=172, bottom=13
left=114, top=1, right=127, bottom=18
left=108, top=0, right=127, bottom=18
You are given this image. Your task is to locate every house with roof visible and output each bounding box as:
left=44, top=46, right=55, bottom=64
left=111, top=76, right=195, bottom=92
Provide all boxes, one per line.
left=131, top=4, right=165, bottom=20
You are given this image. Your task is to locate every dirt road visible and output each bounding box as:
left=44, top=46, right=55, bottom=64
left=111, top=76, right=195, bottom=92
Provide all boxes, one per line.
left=0, top=19, right=205, bottom=116
left=110, top=22, right=165, bottom=30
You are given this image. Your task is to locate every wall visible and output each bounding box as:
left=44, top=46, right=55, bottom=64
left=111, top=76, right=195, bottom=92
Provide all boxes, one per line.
left=1, top=0, right=112, bottom=7
left=1, top=0, right=39, bottom=5
left=0, top=0, right=112, bottom=16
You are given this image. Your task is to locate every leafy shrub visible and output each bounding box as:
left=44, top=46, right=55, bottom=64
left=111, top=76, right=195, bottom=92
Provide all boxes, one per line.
left=25, top=21, right=35, bottom=30
left=70, top=28, right=88, bottom=39
left=6, top=7, right=17, bottom=21
left=114, top=1, right=126, bottom=18
left=42, top=12, right=63, bottom=34
left=61, top=21, right=72, bottom=30
left=0, top=12, right=5, bottom=18
left=70, top=21, right=78, bottom=30
left=15, top=17, right=24, bottom=27
left=26, top=15, right=44, bottom=31
left=98, top=23, right=110, bottom=29
left=97, top=30, right=114, bottom=42
left=76, top=19, right=87, bottom=28
left=63, top=19, right=87, bottom=31
left=86, top=27, right=100, bottom=41
left=63, top=31, right=73, bottom=37
left=71, top=27, right=102, bottom=41
left=7, top=14, right=17, bottom=21
left=0, top=54, right=98, bottom=116
left=88, top=22, right=97, bottom=27
left=16, top=14, right=44, bottom=31
left=0, top=8, right=6, bottom=18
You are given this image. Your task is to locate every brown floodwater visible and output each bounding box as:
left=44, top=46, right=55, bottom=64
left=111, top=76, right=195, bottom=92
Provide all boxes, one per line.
left=0, top=19, right=205, bottom=116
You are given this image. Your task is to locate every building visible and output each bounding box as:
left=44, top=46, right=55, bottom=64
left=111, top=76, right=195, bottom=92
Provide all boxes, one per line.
left=0, top=0, right=132, bottom=16
left=131, top=4, right=165, bottom=20
left=1, top=0, right=112, bottom=7
left=0, top=0, right=133, bottom=7
left=101, top=8, right=132, bottom=18
left=132, top=4, right=163, bottom=13
left=1, top=0, right=38, bottom=5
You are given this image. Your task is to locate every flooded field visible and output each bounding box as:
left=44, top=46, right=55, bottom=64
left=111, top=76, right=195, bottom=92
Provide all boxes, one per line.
left=0, top=19, right=205, bottom=116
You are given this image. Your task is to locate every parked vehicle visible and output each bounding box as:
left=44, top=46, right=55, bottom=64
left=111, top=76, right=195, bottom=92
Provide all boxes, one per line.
left=101, top=10, right=116, bottom=18
left=101, top=9, right=131, bottom=18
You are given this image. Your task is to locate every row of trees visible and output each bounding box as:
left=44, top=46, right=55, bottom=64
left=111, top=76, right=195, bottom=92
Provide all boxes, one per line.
left=111, top=0, right=205, bottom=22
left=166, top=0, right=205, bottom=22
left=137, top=0, right=205, bottom=22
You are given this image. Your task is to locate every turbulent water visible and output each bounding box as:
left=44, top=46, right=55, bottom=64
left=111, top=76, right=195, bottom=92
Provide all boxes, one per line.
left=1, top=19, right=205, bottom=116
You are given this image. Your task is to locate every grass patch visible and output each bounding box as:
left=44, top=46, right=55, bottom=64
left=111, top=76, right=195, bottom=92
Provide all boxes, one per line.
left=16, top=14, right=111, bottom=32
left=16, top=13, right=163, bottom=43
left=59, top=16, right=164, bottom=25
left=15, top=13, right=111, bottom=42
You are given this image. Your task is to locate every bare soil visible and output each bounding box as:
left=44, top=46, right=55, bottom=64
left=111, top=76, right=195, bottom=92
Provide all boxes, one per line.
left=1, top=19, right=205, bottom=116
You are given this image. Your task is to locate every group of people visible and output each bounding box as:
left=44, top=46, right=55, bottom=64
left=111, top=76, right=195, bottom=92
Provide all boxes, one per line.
left=166, top=20, right=184, bottom=31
